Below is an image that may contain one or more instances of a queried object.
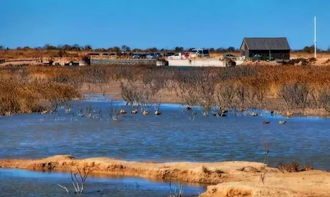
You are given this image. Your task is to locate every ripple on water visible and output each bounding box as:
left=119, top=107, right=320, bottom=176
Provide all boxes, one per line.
left=0, top=95, right=330, bottom=170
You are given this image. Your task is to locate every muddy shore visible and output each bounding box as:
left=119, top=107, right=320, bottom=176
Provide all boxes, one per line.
left=1, top=155, right=330, bottom=197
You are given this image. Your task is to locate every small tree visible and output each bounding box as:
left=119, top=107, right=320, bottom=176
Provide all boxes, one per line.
left=174, top=47, right=184, bottom=52
left=146, top=47, right=158, bottom=52
left=227, top=47, right=236, bottom=52
left=84, top=45, right=92, bottom=51
left=302, top=45, right=320, bottom=53
left=109, top=46, right=121, bottom=54
left=302, top=45, right=314, bottom=53
left=121, top=45, right=131, bottom=52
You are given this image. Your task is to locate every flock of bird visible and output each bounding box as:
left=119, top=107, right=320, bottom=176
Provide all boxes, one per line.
left=42, top=103, right=288, bottom=125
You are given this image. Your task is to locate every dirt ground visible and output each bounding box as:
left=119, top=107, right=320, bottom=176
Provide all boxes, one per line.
left=0, top=155, right=330, bottom=197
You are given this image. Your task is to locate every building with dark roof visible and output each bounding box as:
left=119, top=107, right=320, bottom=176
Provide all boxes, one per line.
left=240, top=37, right=290, bottom=60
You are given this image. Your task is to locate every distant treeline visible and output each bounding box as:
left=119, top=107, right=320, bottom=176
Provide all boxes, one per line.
left=0, top=44, right=238, bottom=53
left=0, top=44, right=329, bottom=53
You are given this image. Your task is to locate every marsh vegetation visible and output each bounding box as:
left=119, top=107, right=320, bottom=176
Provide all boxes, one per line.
left=1, top=65, right=330, bottom=116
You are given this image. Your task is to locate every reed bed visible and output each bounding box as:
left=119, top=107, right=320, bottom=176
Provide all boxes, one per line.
left=1, top=64, right=330, bottom=115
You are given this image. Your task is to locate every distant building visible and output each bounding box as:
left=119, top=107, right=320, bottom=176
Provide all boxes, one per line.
left=240, top=37, right=290, bottom=60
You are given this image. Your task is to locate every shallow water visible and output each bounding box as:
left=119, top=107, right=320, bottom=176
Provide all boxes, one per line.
left=0, top=94, right=330, bottom=170
left=0, top=168, right=203, bottom=197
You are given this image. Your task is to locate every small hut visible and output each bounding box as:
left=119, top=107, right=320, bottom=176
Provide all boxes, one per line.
left=240, top=37, right=290, bottom=60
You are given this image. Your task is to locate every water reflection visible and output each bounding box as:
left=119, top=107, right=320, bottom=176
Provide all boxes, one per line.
left=0, top=168, right=203, bottom=197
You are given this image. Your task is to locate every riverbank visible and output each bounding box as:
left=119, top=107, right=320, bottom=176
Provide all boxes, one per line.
left=0, top=155, right=329, bottom=197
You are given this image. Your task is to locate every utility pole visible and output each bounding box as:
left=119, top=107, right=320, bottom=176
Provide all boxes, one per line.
left=314, top=16, right=317, bottom=59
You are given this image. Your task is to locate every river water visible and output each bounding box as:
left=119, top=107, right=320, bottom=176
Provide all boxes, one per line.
left=0, top=94, right=330, bottom=195
left=0, top=168, right=203, bottom=197
left=1, top=94, right=330, bottom=169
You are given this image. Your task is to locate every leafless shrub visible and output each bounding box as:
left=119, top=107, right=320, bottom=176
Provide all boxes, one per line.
left=168, top=182, right=184, bottom=197
left=57, top=166, right=91, bottom=194
left=142, top=69, right=167, bottom=95
left=277, top=161, right=314, bottom=173
left=233, top=85, right=246, bottom=109
left=260, top=143, right=270, bottom=184
left=215, top=84, right=236, bottom=110
left=83, top=66, right=107, bottom=83
left=168, top=183, right=184, bottom=197
left=254, top=89, right=266, bottom=108
left=111, top=65, right=135, bottom=81
left=120, top=81, right=153, bottom=112
left=195, top=72, right=216, bottom=113
left=307, top=88, right=321, bottom=109
left=281, top=83, right=309, bottom=109
left=109, top=100, right=120, bottom=120
left=139, top=87, right=152, bottom=111
left=165, top=173, right=184, bottom=197
left=177, top=87, right=199, bottom=107
left=120, top=82, right=140, bottom=106
left=176, top=70, right=216, bottom=113
left=320, top=89, right=330, bottom=112
left=277, top=161, right=301, bottom=172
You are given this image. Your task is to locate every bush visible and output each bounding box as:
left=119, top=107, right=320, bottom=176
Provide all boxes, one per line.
left=0, top=79, right=79, bottom=115
left=281, top=84, right=309, bottom=109
left=277, top=161, right=313, bottom=172
left=320, top=90, right=330, bottom=112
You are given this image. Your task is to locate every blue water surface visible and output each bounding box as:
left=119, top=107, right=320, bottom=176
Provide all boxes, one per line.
left=0, top=94, right=330, bottom=170
left=0, top=168, right=203, bottom=197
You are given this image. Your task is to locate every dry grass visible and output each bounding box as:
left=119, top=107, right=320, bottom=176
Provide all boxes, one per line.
left=0, top=66, right=80, bottom=115
left=0, top=49, right=84, bottom=60
left=1, top=64, right=330, bottom=115
left=277, top=161, right=313, bottom=173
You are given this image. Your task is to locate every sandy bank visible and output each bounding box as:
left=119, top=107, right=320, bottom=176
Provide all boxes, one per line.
left=0, top=155, right=330, bottom=197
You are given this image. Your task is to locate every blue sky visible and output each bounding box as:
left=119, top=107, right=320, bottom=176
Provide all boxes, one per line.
left=0, top=0, right=329, bottom=49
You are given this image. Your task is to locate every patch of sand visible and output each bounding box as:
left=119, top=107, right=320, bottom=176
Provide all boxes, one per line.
left=0, top=155, right=329, bottom=197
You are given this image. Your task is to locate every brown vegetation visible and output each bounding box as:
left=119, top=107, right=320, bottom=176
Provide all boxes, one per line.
left=277, top=161, right=313, bottom=173
left=1, top=64, right=330, bottom=116
left=0, top=67, right=79, bottom=115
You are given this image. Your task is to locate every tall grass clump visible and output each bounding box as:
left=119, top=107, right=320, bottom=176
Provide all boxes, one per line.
left=0, top=76, right=79, bottom=115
